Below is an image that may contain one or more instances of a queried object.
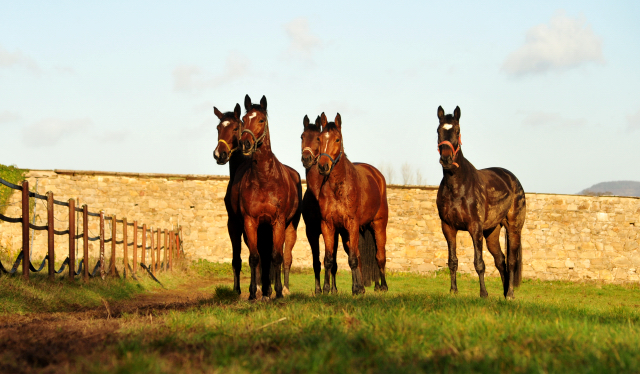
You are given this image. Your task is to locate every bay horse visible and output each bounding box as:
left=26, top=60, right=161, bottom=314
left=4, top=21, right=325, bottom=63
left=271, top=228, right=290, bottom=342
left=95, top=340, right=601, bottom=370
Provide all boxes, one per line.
left=238, top=94, right=302, bottom=300
left=317, top=113, right=388, bottom=295
left=212, top=103, right=256, bottom=295
left=436, top=106, right=526, bottom=299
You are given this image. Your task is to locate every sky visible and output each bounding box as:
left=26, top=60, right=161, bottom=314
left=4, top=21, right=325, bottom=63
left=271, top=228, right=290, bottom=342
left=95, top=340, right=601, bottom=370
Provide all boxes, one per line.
left=0, top=0, right=639, bottom=194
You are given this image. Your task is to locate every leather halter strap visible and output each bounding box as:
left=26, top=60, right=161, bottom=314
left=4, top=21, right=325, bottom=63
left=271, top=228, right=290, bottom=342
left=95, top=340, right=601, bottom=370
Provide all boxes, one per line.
left=319, top=148, right=343, bottom=174
left=438, top=134, right=462, bottom=168
left=217, top=139, right=237, bottom=156
left=241, top=122, right=268, bottom=154
left=302, top=147, right=319, bottom=163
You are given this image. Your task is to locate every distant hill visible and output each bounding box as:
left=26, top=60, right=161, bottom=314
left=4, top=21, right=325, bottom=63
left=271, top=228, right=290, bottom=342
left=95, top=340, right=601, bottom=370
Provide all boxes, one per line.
left=579, top=181, right=640, bottom=197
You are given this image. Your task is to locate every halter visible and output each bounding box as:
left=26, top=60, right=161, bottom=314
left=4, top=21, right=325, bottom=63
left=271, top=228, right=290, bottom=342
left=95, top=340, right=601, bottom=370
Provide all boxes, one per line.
left=437, top=134, right=462, bottom=168
left=217, top=138, right=237, bottom=156
left=302, top=147, right=319, bottom=164
left=241, top=121, right=268, bottom=155
left=319, top=148, right=343, bottom=174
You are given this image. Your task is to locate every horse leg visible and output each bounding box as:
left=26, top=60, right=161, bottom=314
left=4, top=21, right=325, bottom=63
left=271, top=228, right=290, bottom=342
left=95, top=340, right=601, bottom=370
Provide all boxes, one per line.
left=270, top=221, right=286, bottom=299
left=441, top=221, right=458, bottom=294
left=320, top=221, right=336, bottom=295
left=346, top=224, right=365, bottom=295
left=469, top=223, right=488, bottom=298
left=307, top=223, right=322, bottom=295
left=282, top=221, right=296, bottom=296
left=370, top=219, right=388, bottom=292
left=505, top=229, right=523, bottom=299
left=484, top=225, right=508, bottom=297
left=228, top=218, right=243, bottom=295
left=331, top=231, right=340, bottom=294
left=244, top=218, right=259, bottom=300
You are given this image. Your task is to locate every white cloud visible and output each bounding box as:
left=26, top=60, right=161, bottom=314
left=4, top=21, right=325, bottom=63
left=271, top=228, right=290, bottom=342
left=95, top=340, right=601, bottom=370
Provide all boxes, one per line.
left=284, top=17, right=322, bottom=63
left=95, top=130, right=129, bottom=143
left=0, top=111, right=20, bottom=124
left=173, top=51, right=249, bottom=93
left=0, top=44, right=40, bottom=72
left=502, top=11, right=604, bottom=76
left=22, top=118, right=91, bottom=147
left=522, top=111, right=586, bottom=127
left=627, top=109, right=640, bottom=132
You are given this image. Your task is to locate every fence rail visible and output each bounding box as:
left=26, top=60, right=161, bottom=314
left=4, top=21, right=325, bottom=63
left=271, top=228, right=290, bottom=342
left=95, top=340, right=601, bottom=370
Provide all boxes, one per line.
left=0, top=179, right=183, bottom=281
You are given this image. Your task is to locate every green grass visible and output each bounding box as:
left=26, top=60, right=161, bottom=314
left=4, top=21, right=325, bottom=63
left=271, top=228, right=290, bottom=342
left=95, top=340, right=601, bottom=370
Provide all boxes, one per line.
left=78, top=267, right=640, bottom=374
left=0, top=265, right=190, bottom=315
left=0, top=163, right=27, bottom=215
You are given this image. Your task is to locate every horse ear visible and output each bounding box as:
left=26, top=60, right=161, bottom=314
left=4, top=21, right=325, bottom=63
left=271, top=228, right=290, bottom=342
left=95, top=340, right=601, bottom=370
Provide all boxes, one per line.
left=315, top=115, right=322, bottom=130
left=244, top=95, right=252, bottom=111
left=437, top=106, right=445, bottom=121
left=260, top=95, right=267, bottom=110
left=320, top=112, right=327, bottom=127
left=213, top=106, right=223, bottom=120
left=335, top=113, right=342, bottom=130
left=303, top=115, right=310, bottom=128
left=454, top=106, right=461, bottom=121
left=234, top=103, right=241, bottom=120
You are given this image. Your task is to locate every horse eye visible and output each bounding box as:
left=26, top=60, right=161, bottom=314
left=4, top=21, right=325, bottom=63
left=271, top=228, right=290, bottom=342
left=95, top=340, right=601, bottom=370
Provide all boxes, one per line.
left=336, top=138, right=340, bottom=143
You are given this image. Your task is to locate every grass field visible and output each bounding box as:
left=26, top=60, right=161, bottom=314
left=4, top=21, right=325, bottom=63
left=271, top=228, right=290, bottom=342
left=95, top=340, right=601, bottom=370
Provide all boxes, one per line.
left=1, top=261, right=640, bottom=373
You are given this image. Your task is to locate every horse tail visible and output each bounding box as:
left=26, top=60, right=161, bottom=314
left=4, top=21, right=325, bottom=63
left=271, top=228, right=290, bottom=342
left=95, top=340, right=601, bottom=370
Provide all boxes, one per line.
left=359, top=226, right=380, bottom=287
left=506, top=230, right=523, bottom=288
left=257, top=224, right=273, bottom=283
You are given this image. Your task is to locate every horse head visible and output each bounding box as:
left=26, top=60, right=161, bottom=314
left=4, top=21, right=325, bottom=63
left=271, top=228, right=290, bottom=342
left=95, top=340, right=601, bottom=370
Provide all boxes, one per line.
left=318, top=112, right=344, bottom=176
left=213, top=103, right=242, bottom=165
left=240, top=94, right=269, bottom=156
left=301, top=114, right=322, bottom=169
left=437, top=106, right=462, bottom=169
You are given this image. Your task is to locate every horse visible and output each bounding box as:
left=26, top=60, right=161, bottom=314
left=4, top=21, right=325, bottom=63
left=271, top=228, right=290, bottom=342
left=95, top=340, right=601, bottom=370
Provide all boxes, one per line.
left=316, top=112, right=388, bottom=295
left=301, top=115, right=339, bottom=294
left=436, top=106, right=526, bottom=299
left=238, top=94, right=302, bottom=300
left=212, top=103, right=253, bottom=295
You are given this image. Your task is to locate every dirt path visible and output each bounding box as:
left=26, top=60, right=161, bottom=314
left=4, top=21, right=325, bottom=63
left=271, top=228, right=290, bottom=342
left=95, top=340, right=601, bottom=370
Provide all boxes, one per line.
left=0, top=277, right=231, bottom=374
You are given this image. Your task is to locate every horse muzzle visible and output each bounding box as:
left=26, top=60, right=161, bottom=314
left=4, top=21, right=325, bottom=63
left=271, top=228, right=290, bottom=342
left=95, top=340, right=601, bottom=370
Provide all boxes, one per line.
left=241, top=139, right=255, bottom=155
left=213, top=148, right=229, bottom=165
left=318, top=162, right=331, bottom=176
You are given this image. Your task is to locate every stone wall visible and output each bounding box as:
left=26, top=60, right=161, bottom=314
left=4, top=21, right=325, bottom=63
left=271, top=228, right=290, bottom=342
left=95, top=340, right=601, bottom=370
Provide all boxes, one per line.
left=1, top=169, right=638, bottom=283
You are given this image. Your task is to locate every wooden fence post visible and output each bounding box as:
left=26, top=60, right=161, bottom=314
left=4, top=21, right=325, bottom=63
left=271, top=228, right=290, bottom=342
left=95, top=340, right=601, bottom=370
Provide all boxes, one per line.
left=123, top=218, right=128, bottom=278
left=21, top=180, right=30, bottom=280
left=99, top=211, right=105, bottom=279
left=83, top=205, right=89, bottom=281
left=150, top=227, right=155, bottom=275
left=68, top=198, right=76, bottom=281
left=141, top=224, right=146, bottom=266
left=111, top=215, right=116, bottom=276
left=163, top=229, right=167, bottom=272
left=169, top=231, right=173, bottom=272
left=47, top=192, right=55, bottom=280
left=132, top=221, right=138, bottom=273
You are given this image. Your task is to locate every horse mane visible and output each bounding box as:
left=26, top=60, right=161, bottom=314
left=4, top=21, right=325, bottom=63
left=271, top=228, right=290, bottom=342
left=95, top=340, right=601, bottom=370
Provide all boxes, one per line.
left=249, top=104, right=268, bottom=116
left=306, top=123, right=321, bottom=132
left=220, top=112, right=238, bottom=122
left=442, top=114, right=455, bottom=123
left=323, top=122, right=338, bottom=131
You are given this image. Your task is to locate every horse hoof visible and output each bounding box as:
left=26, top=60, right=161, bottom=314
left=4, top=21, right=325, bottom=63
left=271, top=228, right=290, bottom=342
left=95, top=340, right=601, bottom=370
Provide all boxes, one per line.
left=480, top=291, right=489, bottom=298
left=380, top=285, right=388, bottom=292
left=248, top=294, right=257, bottom=301
left=282, top=287, right=290, bottom=296
left=505, top=293, right=515, bottom=300
left=315, top=287, right=322, bottom=295
left=331, top=287, right=338, bottom=295
left=450, top=289, right=458, bottom=295
left=261, top=296, right=270, bottom=302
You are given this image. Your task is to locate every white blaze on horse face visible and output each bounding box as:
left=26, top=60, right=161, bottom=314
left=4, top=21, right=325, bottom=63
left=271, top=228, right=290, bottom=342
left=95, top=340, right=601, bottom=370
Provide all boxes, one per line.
left=248, top=112, right=257, bottom=119
left=214, top=147, right=220, bottom=158
left=443, top=124, right=453, bottom=130
left=221, top=121, right=230, bottom=127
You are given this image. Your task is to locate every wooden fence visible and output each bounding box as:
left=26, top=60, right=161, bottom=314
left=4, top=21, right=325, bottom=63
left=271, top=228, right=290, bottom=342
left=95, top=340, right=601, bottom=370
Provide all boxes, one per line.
left=0, top=178, right=183, bottom=281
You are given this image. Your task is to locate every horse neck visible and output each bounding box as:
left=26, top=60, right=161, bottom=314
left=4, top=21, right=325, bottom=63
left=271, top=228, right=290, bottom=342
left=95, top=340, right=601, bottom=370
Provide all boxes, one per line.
left=441, top=150, right=477, bottom=190
left=248, top=130, right=278, bottom=180
left=323, top=153, right=353, bottom=191
left=305, top=164, right=322, bottom=197
left=228, top=150, right=248, bottom=182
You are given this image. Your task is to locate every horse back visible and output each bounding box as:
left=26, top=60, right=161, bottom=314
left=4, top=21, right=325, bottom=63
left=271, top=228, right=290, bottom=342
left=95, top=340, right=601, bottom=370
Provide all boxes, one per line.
left=478, top=167, right=526, bottom=228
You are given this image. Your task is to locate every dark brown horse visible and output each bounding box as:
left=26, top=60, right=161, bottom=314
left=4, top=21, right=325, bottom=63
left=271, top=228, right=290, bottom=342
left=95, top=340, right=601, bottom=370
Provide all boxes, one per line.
left=238, top=94, right=302, bottom=300
left=213, top=103, right=252, bottom=294
left=436, top=106, right=526, bottom=299
left=317, top=113, right=388, bottom=295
